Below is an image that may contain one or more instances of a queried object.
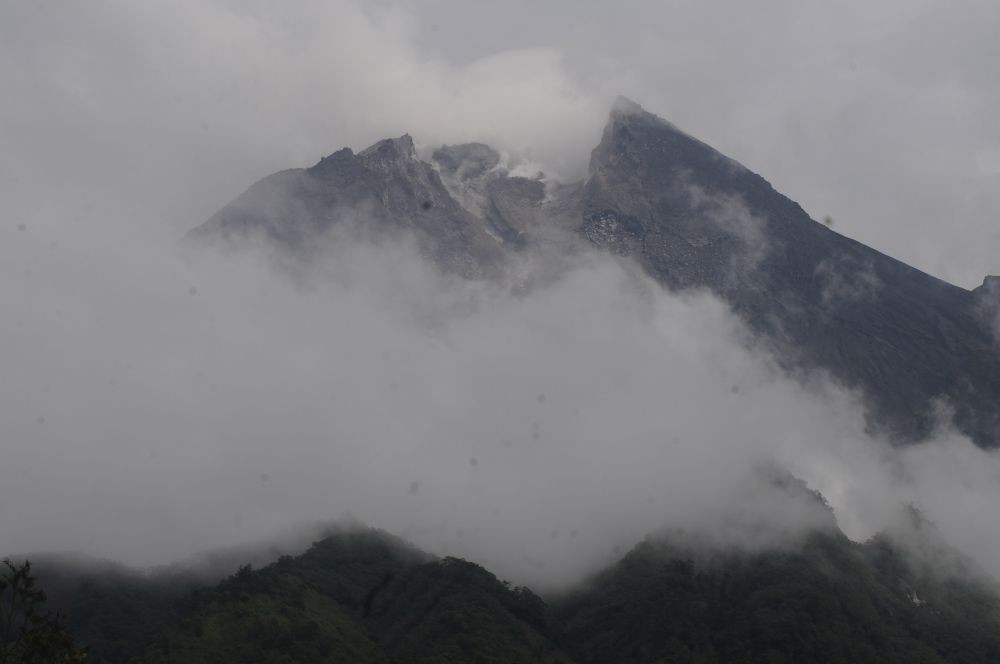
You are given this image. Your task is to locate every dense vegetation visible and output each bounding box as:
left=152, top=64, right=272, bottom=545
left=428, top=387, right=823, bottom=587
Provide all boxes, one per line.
left=556, top=533, right=1000, bottom=663
left=1, top=558, right=88, bottom=663
left=24, top=525, right=1000, bottom=663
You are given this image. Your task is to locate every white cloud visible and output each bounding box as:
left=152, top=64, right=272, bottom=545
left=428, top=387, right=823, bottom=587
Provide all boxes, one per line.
left=4, top=218, right=1000, bottom=588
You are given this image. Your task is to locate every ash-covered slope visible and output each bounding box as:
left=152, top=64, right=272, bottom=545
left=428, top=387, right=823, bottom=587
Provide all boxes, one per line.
left=187, top=98, right=1000, bottom=447
left=554, top=529, right=1000, bottom=664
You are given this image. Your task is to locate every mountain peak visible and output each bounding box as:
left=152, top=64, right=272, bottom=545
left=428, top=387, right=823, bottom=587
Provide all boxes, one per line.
left=188, top=101, right=1000, bottom=448
left=589, top=95, right=721, bottom=179
left=359, top=134, right=417, bottom=171
left=611, top=94, right=645, bottom=116
left=606, top=95, right=678, bottom=132
left=974, top=274, right=1000, bottom=294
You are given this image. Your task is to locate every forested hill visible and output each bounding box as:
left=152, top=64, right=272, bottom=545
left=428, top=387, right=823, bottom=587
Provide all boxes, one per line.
left=29, top=524, right=1000, bottom=663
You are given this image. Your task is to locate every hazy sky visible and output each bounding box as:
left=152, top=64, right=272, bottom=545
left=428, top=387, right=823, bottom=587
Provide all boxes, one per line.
left=2, top=0, right=998, bottom=284
left=2, top=1, right=1000, bottom=587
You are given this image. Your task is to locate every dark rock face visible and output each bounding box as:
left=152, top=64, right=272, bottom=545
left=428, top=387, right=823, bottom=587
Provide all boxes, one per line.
left=187, top=98, right=1000, bottom=447
left=581, top=98, right=1000, bottom=446
left=973, top=276, right=1000, bottom=320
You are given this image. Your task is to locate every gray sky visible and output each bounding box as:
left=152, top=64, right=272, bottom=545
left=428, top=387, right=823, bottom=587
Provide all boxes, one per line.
left=2, top=1, right=1000, bottom=587
left=3, top=0, right=998, bottom=284
left=409, top=0, right=1000, bottom=287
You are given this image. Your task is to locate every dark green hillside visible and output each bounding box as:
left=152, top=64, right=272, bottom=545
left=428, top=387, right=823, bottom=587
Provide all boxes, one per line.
left=31, top=557, right=197, bottom=664
left=139, top=529, right=427, bottom=663
left=26, top=524, right=1000, bottom=663
left=366, top=557, right=575, bottom=663
left=554, top=532, right=1000, bottom=664
left=136, top=529, right=572, bottom=663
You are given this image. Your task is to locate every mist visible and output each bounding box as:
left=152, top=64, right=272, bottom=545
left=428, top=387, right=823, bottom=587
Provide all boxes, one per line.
left=2, top=210, right=999, bottom=588
left=3, top=0, right=1000, bottom=590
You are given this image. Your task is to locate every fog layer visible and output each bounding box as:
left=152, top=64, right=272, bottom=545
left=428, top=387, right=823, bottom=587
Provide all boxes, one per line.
left=3, top=218, right=1000, bottom=587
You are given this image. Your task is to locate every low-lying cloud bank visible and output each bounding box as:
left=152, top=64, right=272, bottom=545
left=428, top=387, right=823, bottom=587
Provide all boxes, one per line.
left=3, top=217, right=1000, bottom=588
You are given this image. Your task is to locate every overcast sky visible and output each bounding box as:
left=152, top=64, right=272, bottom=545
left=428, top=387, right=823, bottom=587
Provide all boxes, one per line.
left=3, top=1, right=1000, bottom=586
left=2, top=0, right=998, bottom=285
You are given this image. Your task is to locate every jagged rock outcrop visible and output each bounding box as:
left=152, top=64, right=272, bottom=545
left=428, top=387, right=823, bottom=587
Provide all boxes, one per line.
left=187, top=134, right=509, bottom=277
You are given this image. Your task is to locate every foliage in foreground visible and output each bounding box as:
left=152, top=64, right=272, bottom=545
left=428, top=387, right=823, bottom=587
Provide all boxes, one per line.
left=1, top=558, right=88, bottom=663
